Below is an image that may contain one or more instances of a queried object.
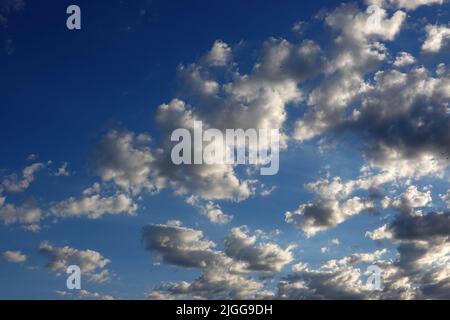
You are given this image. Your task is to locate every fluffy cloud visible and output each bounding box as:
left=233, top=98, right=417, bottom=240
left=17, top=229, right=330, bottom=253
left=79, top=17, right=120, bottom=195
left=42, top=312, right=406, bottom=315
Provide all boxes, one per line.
left=92, top=34, right=326, bottom=202
left=422, top=24, right=450, bottom=54
left=143, top=222, right=293, bottom=299
left=2, top=250, right=26, bottom=263
left=1, top=162, right=46, bottom=193
left=39, top=242, right=111, bottom=283
left=224, top=226, right=294, bottom=272
left=205, top=40, right=232, bottom=67
left=440, top=189, right=450, bottom=208
left=393, top=52, right=416, bottom=67
left=50, top=193, right=137, bottom=219
left=366, top=0, right=447, bottom=10
left=285, top=176, right=378, bottom=236
left=147, top=267, right=274, bottom=300
left=186, top=196, right=232, bottom=224
left=93, top=129, right=156, bottom=194
left=0, top=199, right=42, bottom=229
left=278, top=249, right=387, bottom=299
left=366, top=211, right=450, bottom=298
left=142, top=222, right=221, bottom=268
left=382, top=185, right=432, bottom=214
left=294, top=3, right=406, bottom=141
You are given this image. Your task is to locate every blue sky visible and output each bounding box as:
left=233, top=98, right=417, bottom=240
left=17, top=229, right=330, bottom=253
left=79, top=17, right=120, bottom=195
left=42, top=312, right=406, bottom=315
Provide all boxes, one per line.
left=1, top=0, right=450, bottom=300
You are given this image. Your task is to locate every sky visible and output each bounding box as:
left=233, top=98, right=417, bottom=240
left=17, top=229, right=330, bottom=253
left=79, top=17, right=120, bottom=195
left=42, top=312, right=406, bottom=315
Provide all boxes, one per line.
left=1, top=0, right=450, bottom=300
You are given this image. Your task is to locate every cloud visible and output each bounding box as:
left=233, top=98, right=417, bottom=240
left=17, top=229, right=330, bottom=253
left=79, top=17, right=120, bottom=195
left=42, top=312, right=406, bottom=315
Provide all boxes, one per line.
left=142, top=222, right=221, bottom=269
left=185, top=196, right=232, bottom=224
left=142, top=222, right=291, bottom=299
left=0, top=199, right=42, bottom=229
left=366, top=210, right=450, bottom=298
left=294, top=3, right=406, bottom=141
left=56, top=290, right=114, bottom=300
left=50, top=193, right=137, bottom=219
left=393, top=52, right=416, bottom=67
left=147, top=267, right=274, bottom=300
left=422, top=24, right=450, bottom=54
left=285, top=176, right=377, bottom=236
left=0, top=0, right=25, bottom=28
left=2, top=250, right=26, bottom=263
left=440, top=189, right=450, bottom=208
left=204, top=40, right=232, bottom=67
left=382, top=185, right=432, bottom=215
left=0, top=0, right=25, bottom=12
left=39, top=242, right=111, bottom=283
left=92, top=35, right=326, bottom=202
left=93, top=129, right=156, bottom=194
left=224, top=226, right=294, bottom=272
left=1, top=162, right=46, bottom=193
left=53, top=162, right=70, bottom=177
left=366, top=0, right=446, bottom=10
left=278, top=249, right=387, bottom=299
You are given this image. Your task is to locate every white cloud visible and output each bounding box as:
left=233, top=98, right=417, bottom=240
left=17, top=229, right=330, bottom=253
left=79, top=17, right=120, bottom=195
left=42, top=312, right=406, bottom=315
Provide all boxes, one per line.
left=0, top=200, right=42, bottom=228
left=142, top=222, right=220, bottom=268
left=393, top=52, right=416, bottom=67
left=422, top=24, right=450, bottom=54
left=278, top=249, right=388, bottom=299
left=185, top=196, right=232, bottom=224
left=2, top=250, right=26, bottom=263
left=39, top=242, right=111, bottom=283
left=382, top=185, right=432, bottom=214
left=1, top=162, right=46, bottom=193
left=50, top=193, right=137, bottom=219
left=205, top=40, right=232, bottom=67
left=224, top=226, right=294, bottom=272
left=93, top=129, right=156, bottom=194
left=53, top=162, right=70, bottom=177
left=367, top=0, right=447, bottom=11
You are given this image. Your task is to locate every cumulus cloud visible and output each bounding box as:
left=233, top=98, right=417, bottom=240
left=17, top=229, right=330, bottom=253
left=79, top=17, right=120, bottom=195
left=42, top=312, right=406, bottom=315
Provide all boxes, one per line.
left=93, top=129, right=156, bottom=194
left=50, top=193, right=137, bottom=219
left=147, top=266, right=274, bottom=300
left=142, top=222, right=294, bottom=299
left=1, top=162, right=46, bottom=193
left=224, top=226, right=294, bottom=272
left=366, top=0, right=447, bottom=11
left=142, top=222, right=220, bottom=268
left=0, top=199, right=42, bottom=229
left=393, top=52, right=416, bottom=67
left=285, top=176, right=378, bottom=236
left=440, top=189, right=450, bottom=208
left=422, top=24, right=450, bottom=54
left=294, top=3, right=406, bottom=141
left=39, top=242, right=111, bottom=283
left=205, top=40, right=232, bottom=67
left=278, top=249, right=387, bottom=299
left=366, top=210, right=450, bottom=298
left=382, top=185, right=432, bottom=214
left=92, top=34, right=326, bottom=202
left=2, top=250, right=26, bottom=263
left=185, top=196, right=232, bottom=224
